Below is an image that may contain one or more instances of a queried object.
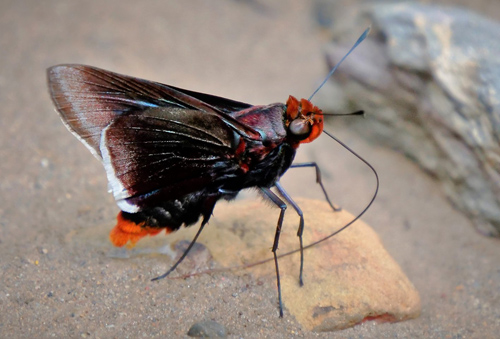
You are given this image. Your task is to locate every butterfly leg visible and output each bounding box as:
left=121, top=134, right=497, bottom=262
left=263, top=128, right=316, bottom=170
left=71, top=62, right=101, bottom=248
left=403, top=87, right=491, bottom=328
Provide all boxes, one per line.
left=151, top=194, right=219, bottom=281
left=274, top=182, right=305, bottom=287
left=290, top=162, right=341, bottom=212
left=260, top=187, right=287, bottom=318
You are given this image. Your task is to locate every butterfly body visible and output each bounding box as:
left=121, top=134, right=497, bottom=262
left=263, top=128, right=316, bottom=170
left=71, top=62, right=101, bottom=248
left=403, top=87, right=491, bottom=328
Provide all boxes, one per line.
left=116, top=103, right=299, bottom=244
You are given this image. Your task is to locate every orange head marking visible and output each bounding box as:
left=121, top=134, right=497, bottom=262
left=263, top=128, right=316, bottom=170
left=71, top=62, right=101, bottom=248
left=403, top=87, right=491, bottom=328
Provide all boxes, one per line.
left=285, top=95, right=324, bottom=144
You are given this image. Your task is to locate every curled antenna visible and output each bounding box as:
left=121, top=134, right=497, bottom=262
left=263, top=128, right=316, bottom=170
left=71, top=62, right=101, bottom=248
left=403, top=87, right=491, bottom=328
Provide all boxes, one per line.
left=308, top=27, right=370, bottom=102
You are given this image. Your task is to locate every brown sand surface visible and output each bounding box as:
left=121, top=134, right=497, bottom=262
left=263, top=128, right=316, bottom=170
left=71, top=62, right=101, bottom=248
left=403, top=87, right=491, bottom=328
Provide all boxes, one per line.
left=1, top=1, right=498, bottom=337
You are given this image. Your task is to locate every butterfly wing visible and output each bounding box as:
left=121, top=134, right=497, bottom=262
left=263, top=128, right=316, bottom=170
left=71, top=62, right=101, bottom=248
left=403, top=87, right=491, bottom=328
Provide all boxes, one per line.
left=102, top=107, right=241, bottom=213
left=47, top=64, right=259, bottom=159
left=47, top=65, right=251, bottom=213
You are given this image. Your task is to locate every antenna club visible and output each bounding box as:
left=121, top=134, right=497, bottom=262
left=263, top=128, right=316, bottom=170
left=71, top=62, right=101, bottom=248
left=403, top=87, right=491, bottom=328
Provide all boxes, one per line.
left=308, top=27, right=371, bottom=102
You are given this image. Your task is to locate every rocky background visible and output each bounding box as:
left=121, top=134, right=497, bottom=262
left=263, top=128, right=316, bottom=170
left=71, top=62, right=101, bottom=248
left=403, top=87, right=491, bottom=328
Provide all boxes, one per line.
left=315, top=0, right=500, bottom=237
left=1, top=0, right=499, bottom=337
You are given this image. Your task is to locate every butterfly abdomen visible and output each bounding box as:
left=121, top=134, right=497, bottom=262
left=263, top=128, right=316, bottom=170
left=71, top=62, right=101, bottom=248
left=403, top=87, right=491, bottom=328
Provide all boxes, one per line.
left=111, top=191, right=221, bottom=247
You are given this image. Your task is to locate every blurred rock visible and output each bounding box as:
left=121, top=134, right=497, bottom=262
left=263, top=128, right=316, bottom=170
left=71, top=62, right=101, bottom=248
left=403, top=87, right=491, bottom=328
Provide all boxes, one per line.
left=187, top=320, right=227, bottom=338
left=315, top=2, right=500, bottom=236
left=208, top=199, right=421, bottom=331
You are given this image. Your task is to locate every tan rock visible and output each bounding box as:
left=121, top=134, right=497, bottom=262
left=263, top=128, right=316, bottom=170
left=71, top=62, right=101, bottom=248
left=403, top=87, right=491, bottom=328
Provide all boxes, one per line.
left=207, top=198, right=421, bottom=331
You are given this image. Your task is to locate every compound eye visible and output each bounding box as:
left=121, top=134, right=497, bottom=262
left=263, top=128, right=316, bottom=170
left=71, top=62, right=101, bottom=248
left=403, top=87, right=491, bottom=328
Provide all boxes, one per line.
left=289, top=119, right=311, bottom=137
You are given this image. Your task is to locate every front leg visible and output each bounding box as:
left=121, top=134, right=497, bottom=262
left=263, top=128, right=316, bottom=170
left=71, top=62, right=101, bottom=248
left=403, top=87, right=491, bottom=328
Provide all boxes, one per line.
left=290, top=162, right=341, bottom=211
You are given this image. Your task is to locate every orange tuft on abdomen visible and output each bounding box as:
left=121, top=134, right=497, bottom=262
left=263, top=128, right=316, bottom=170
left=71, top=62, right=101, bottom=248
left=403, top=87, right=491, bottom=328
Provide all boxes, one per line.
left=109, top=212, right=170, bottom=248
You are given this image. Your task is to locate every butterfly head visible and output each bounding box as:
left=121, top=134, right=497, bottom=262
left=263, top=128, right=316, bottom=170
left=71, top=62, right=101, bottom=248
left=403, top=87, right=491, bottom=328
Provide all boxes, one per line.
left=285, top=95, right=323, bottom=144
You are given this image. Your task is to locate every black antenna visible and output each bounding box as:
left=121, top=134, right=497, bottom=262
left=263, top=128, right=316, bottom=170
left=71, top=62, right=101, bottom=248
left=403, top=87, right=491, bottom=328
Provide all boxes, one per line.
left=308, top=27, right=370, bottom=102
left=321, top=110, right=365, bottom=117
left=300, top=130, right=378, bottom=249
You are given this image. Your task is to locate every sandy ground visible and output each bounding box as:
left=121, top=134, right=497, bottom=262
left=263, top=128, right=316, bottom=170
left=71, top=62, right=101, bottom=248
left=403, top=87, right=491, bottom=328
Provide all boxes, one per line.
left=1, top=0, right=499, bottom=337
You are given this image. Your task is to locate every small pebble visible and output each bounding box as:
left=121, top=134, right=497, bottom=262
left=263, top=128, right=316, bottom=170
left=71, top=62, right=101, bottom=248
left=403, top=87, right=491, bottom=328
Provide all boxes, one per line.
left=187, top=320, right=227, bottom=338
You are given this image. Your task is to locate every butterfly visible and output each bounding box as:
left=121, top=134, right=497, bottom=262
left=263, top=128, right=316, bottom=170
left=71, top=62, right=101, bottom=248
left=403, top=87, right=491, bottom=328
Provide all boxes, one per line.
left=47, top=28, right=375, bottom=317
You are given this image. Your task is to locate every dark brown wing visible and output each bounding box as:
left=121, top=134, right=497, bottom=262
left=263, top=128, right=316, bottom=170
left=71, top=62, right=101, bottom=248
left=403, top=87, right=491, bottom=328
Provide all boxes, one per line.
left=47, top=64, right=252, bottom=213
left=47, top=64, right=259, bottom=159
